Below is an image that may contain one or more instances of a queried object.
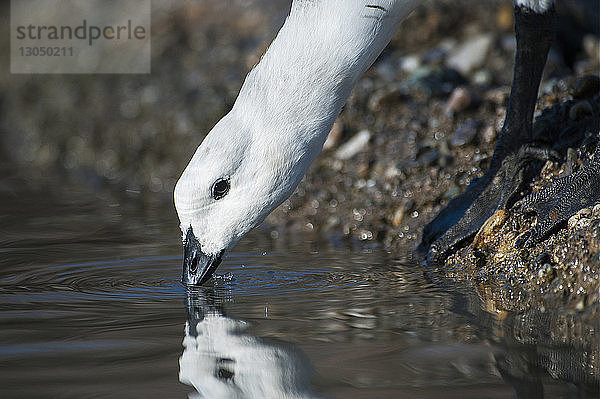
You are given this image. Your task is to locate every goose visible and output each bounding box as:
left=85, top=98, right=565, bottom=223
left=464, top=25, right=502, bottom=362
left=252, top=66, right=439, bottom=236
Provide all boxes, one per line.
left=174, top=0, right=600, bottom=285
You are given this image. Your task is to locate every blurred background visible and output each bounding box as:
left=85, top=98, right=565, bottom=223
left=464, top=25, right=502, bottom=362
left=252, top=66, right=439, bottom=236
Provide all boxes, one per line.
left=2, top=0, right=290, bottom=200
left=1, top=0, right=597, bottom=204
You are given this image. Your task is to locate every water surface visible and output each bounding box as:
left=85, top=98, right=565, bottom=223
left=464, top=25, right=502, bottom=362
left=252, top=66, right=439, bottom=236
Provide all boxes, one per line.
left=1, top=169, right=597, bottom=398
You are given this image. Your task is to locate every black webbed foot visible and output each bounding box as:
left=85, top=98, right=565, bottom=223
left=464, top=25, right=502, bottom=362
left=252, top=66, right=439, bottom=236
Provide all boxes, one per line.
left=516, top=140, right=600, bottom=248
left=420, top=143, right=557, bottom=264
left=419, top=4, right=559, bottom=265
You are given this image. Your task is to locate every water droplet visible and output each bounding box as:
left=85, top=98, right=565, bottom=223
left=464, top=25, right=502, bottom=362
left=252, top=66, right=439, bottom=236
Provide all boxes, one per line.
left=222, top=272, right=234, bottom=281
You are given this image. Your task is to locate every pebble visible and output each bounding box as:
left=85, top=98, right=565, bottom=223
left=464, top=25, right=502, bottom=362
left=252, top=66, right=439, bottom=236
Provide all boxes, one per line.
left=481, top=125, right=497, bottom=143
left=417, top=149, right=441, bottom=166
left=577, top=208, right=592, bottom=218
left=400, top=55, right=420, bottom=73
left=445, top=86, right=472, bottom=116
left=447, top=34, right=494, bottom=74
left=323, top=120, right=343, bottom=150
left=473, top=69, right=491, bottom=85
left=582, top=34, right=600, bottom=62
left=496, top=3, right=514, bottom=31
left=473, top=209, right=508, bottom=249
left=568, top=214, right=578, bottom=229
left=567, top=207, right=591, bottom=229
left=576, top=218, right=591, bottom=229
left=484, top=87, right=509, bottom=104
left=444, top=184, right=461, bottom=199
left=450, top=119, right=479, bottom=147
left=537, top=263, right=555, bottom=283
left=335, top=130, right=371, bottom=160
left=392, top=200, right=412, bottom=227
left=569, top=100, right=593, bottom=121
left=392, top=207, right=404, bottom=228
left=438, top=138, right=450, bottom=156
left=368, top=85, right=403, bottom=111
left=408, top=66, right=466, bottom=97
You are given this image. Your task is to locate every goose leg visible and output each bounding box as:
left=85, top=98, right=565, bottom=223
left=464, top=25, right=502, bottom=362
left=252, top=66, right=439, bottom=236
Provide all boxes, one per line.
left=419, top=5, right=558, bottom=262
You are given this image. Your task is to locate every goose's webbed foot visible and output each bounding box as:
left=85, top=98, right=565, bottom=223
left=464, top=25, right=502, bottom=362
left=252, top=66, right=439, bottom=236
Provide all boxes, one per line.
left=517, top=141, right=600, bottom=248
left=419, top=143, right=557, bottom=264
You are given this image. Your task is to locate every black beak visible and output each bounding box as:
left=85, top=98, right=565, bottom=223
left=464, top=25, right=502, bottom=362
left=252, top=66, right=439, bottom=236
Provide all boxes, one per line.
left=181, top=227, right=224, bottom=285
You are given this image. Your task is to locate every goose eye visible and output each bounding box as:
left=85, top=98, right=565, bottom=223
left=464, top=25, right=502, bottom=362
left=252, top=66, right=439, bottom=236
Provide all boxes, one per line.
left=211, top=178, right=230, bottom=200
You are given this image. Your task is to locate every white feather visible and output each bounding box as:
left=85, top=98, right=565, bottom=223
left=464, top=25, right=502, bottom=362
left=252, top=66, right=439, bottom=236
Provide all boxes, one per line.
left=174, top=0, right=417, bottom=255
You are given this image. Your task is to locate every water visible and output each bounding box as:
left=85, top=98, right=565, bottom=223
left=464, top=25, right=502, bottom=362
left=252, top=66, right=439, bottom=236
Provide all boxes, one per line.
left=1, top=168, right=598, bottom=398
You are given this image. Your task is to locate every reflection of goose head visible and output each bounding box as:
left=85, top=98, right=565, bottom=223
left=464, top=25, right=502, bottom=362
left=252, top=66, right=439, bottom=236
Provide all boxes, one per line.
left=179, top=290, right=324, bottom=399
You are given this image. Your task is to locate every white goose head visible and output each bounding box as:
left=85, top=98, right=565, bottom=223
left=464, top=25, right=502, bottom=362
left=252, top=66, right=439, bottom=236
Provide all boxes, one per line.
left=174, top=109, right=309, bottom=284
left=174, top=0, right=418, bottom=284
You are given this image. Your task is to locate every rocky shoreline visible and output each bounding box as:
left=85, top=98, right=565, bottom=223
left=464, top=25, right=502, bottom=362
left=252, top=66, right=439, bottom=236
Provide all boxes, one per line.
left=267, top=77, right=600, bottom=317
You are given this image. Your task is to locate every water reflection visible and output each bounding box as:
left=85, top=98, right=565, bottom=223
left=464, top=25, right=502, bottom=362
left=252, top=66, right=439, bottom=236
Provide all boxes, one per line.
left=180, top=288, right=325, bottom=399
left=465, top=285, right=600, bottom=399
left=177, top=264, right=599, bottom=399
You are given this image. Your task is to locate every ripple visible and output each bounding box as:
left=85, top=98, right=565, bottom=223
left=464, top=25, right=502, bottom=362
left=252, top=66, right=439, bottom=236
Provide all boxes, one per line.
left=215, top=265, right=358, bottom=295
left=0, top=251, right=437, bottom=305
left=0, top=256, right=185, bottom=302
left=211, top=253, right=436, bottom=299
